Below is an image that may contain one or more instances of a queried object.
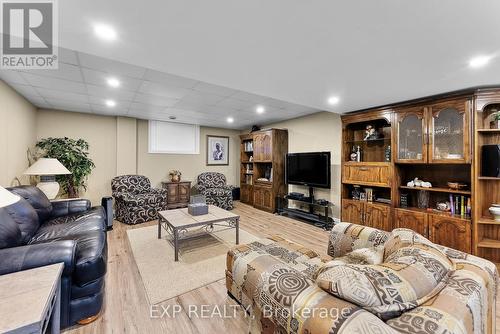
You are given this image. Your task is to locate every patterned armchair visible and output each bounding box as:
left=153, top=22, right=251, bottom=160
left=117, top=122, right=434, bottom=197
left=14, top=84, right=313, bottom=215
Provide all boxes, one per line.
left=195, top=172, right=234, bottom=210
left=111, top=175, right=167, bottom=225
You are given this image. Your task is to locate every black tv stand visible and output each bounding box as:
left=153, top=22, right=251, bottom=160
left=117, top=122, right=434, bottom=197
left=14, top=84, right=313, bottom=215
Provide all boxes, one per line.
left=276, top=187, right=334, bottom=230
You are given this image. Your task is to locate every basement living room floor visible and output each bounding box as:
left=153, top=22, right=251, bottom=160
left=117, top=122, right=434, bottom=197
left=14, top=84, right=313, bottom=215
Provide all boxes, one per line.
left=65, top=201, right=500, bottom=334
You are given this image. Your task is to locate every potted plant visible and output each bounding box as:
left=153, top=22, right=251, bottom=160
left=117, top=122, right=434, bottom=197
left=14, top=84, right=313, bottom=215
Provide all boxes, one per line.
left=169, top=170, right=182, bottom=182
left=32, top=137, right=95, bottom=198
left=491, top=111, right=500, bottom=129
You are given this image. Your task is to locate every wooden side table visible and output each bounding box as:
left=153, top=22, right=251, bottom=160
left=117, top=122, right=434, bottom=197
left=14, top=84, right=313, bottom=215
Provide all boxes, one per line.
left=161, top=181, right=191, bottom=209
left=0, top=263, right=63, bottom=334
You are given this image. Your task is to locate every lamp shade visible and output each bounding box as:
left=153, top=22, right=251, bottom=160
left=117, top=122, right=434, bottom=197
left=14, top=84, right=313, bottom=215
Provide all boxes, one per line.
left=0, top=186, right=20, bottom=207
left=24, top=158, right=71, bottom=176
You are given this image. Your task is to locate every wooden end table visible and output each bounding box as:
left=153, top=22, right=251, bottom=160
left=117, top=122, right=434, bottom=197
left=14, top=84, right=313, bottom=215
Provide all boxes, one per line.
left=158, top=205, right=240, bottom=261
left=0, top=263, right=63, bottom=334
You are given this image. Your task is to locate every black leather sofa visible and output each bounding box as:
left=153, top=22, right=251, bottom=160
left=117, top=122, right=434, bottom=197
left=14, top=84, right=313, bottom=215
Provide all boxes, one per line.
left=0, top=186, right=108, bottom=329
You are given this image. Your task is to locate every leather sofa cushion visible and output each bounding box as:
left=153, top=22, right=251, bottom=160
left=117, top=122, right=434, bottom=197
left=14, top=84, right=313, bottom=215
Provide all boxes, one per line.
left=29, top=207, right=106, bottom=243
left=316, top=243, right=454, bottom=320
left=71, top=277, right=105, bottom=299
left=8, top=186, right=52, bottom=222
left=0, top=208, right=22, bottom=248
left=4, top=197, right=40, bottom=244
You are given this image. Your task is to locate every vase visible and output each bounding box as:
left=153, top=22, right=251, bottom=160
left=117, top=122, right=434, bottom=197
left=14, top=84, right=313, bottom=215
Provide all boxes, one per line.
left=490, top=204, right=500, bottom=222
left=417, top=190, right=430, bottom=209
left=170, top=175, right=181, bottom=182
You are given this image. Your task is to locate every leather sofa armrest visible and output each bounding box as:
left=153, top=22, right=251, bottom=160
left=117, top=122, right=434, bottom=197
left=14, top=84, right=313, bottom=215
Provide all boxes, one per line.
left=327, top=222, right=389, bottom=258
left=0, top=240, right=76, bottom=277
left=50, top=199, right=92, bottom=219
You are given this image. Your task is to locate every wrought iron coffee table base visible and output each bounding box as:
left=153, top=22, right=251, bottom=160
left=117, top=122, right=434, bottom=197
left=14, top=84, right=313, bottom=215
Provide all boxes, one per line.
left=158, top=215, right=240, bottom=261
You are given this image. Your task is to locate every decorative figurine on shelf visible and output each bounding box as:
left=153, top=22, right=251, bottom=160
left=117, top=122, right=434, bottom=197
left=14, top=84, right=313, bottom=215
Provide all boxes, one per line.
left=407, top=177, right=432, bottom=188
left=350, top=146, right=358, bottom=161
left=385, top=145, right=391, bottom=162
left=437, top=201, right=451, bottom=212
left=356, top=145, right=362, bottom=162
left=249, top=155, right=253, bottom=162
left=489, top=204, right=500, bottom=221
left=352, top=185, right=361, bottom=200
left=363, top=125, right=381, bottom=141
left=490, top=111, right=500, bottom=129
left=169, top=170, right=182, bottom=182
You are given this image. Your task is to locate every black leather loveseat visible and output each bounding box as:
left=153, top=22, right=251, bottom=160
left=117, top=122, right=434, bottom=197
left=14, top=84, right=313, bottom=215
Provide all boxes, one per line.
left=0, top=186, right=108, bottom=329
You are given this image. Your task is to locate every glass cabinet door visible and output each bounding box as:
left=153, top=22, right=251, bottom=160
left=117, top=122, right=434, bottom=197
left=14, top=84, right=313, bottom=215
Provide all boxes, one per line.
left=395, top=107, right=427, bottom=163
left=429, top=99, right=470, bottom=163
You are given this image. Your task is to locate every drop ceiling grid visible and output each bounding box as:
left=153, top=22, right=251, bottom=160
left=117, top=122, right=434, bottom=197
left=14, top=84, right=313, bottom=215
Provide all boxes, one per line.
left=0, top=49, right=322, bottom=129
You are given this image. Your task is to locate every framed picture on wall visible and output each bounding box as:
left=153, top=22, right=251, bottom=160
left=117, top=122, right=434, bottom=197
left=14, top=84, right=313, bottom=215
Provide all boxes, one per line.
left=206, top=135, right=229, bottom=165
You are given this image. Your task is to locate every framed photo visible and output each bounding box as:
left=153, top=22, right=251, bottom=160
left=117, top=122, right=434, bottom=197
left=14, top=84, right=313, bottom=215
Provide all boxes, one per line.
left=206, top=135, right=229, bottom=165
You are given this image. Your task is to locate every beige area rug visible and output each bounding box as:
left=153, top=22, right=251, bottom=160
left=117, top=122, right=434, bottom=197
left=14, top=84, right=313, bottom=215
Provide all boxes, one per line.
left=127, top=224, right=259, bottom=305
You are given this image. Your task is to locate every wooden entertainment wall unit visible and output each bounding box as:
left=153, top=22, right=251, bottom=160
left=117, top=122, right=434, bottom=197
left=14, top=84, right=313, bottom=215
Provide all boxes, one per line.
left=341, top=87, right=500, bottom=262
left=239, top=129, right=288, bottom=213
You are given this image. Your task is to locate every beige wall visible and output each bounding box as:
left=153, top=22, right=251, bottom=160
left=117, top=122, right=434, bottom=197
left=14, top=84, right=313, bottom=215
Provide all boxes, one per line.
left=0, top=80, right=37, bottom=187
left=36, top=110, right=118, bottom=204
left=35, top=110, right=240, bottom=204
left=137, top=120, right=240, bottom=188
left=264, top=111, right=343, bottom=217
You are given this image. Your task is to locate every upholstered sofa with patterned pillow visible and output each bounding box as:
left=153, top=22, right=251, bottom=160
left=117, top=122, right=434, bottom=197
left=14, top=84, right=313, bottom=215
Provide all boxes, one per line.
left=111, top=175, right=167, bottom=225
left=226, top=223, right=498, bottom=334
left=195, top=172, right=234, bottom=210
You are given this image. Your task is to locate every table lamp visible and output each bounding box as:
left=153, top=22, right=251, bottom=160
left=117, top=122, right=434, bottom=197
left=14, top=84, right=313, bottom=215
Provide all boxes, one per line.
left=0, top=186, right=20, bottom=207
left=24, top=158, right=71, bottom=199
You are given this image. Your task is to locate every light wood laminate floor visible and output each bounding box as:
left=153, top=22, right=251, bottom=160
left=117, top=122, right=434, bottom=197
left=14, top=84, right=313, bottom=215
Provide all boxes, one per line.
left=65, top=202, right=500, bottom=334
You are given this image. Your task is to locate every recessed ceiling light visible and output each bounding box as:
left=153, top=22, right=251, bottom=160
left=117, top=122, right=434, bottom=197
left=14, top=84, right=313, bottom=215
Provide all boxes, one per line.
left=256, top=106, right=265, bottom=114
left=105, top=99, right=116, bottom=107
left=107, top=77, right=120, bottom=88
left=469, top=55, right=491, bottom=68
left=226, top=117, right=234, bottom=123
left=327, top=96, right=340, bottom=105
left=94, top=24, right=117, bottom=41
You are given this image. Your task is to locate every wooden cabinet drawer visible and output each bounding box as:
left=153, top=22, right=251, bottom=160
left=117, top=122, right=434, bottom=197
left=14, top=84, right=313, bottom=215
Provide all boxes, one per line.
left=253, top=185, right=274, bottom=212
left=342, top=163, right=391, bottom=187
left=395, top=208, right=428, bottom=237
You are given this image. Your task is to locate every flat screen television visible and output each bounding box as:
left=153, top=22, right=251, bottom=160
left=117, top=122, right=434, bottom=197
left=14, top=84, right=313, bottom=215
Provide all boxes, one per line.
left=286, top=152, right=331, bottom=189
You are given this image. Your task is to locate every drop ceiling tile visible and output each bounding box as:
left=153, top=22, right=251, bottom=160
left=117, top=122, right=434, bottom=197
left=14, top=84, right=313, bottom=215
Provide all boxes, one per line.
left=86, top=84, right=136, bottom=100
left=230, top=91, right=266, bottom=103
left=0, top=70, right=28, bottom=85
left=78, top=52, right=147, bottom=79
left=88, top=95, right=131, bottom=108
left=82, top=68, right=143, bottom=92
left=24, top=96, right=52, bottom=108
left=21, top=72, right=87, bottom=94
left=165, top=108, right=215, bottom=120
left=45, top=99, right=92, bottom=113
left=35, top=87, right=89, bottom=102
left=142, top=69, right=197, bottom=88
left=133, top=92, right=178, bottom=107
left=10, top=83, right=41, bottom=96
left=129, top=102, right=167, bottom=113
left=20, top=63, right=83, bottom=82
left=177, top=91, right=225, bottom=106
left=192, top=82, right=237, bottom=97
left=203, top=105, right=240, bottom=116
left=58, top=48, right=79, bottom=65
left=138, top=81, right=190, bottom=99
left=215, top=97, right=254, bottom=110
left=91, top=103, right=128, bottom=114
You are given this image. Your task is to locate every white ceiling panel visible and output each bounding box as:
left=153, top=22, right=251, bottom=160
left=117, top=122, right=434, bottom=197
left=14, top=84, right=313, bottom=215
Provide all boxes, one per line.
left=138, top=81, right=191, bottom=99
left=0, top=49, right=323, bottom=129
left=82, top=68, right=143, bottom=92
left=142, top=69, right=197, bottom=89
left=21, top=72, right=87, bottom=94
left=78, top=53, right=147, bottom=79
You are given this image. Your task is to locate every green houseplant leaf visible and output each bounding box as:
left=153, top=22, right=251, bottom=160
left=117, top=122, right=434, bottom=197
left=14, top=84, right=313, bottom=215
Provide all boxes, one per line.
left=34, top=137, right=95, bottom=198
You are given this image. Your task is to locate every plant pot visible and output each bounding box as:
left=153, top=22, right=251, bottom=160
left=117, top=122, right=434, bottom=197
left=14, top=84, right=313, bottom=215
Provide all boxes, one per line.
left=489, top=204, right=500, bottom=222
left=490, top=120, right=500, bottom=129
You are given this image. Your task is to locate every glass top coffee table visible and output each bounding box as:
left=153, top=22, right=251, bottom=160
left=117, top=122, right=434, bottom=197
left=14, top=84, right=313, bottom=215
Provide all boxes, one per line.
left=158, top=205, right=240, bottom=261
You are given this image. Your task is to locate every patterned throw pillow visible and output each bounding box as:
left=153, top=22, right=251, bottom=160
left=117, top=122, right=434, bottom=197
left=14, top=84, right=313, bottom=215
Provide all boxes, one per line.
left=315, top=243, right=455, bottom=320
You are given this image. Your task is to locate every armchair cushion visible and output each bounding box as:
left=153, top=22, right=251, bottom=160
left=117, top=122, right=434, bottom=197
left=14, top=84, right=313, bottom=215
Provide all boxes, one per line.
left=50, top=199, right=92, bottom=219
left=8, top=185, right=53, bottom=222
left=196, top=172, right=234, bottom=210
left=119, top=192, right=165, bottom=206
left=0, top=240, right=76, bottom=276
